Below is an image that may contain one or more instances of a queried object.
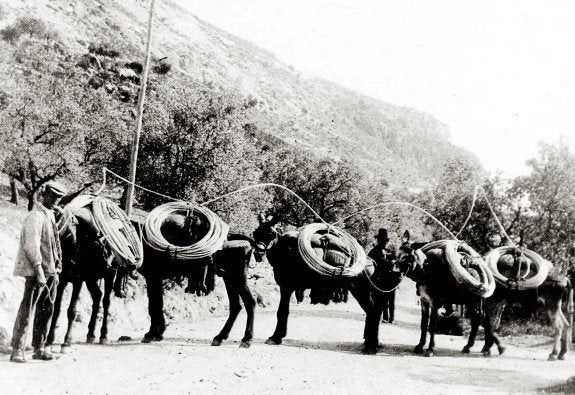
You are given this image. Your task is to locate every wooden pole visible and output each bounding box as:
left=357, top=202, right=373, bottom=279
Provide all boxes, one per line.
left=126, top=0, right=157, bottom=217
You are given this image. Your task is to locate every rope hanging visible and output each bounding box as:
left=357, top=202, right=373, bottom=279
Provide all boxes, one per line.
left=297, top=223, right=366, bottom=278
left=143, top=201, right=229, bottom=260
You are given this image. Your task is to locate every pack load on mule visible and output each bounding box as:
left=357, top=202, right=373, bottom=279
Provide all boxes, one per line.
left=143, top=201, right=229, bottom=261
left=59, top=194, right=143, bottom=270
left=418, top=240, right=495, bottom=298
left=297, top=223, right=367, bottom=278
left=484, top=246, right=552, bottom=290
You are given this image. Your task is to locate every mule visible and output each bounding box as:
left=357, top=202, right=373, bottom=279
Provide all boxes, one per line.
left=394, top=231, right=486, bottom=357
left=468, top=271, right=573, bottom=360
left=252, top=215, right=402, bottom=355
left=137, top=210, right=257, bottom=348
left=47, top=196, right=118, bottom=352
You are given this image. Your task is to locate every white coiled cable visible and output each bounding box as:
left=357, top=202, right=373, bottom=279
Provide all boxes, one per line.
left=484, top=246, right=551, bottom=290
left=297, top=223, right=366, bottom=278
left=420, top=240, right=495, bottom=298
left=143, top=201, right=229, bottom=260
left=92, top=197, right=144, bottom=269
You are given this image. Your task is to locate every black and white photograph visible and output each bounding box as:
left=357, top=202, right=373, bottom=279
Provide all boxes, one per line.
left=1, top=0, right=574, bottom=393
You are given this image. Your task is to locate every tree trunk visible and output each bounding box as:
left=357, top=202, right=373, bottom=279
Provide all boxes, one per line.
left=27, top=191, right=35, bottom=211
left=9, top=176, right=19, bottom=205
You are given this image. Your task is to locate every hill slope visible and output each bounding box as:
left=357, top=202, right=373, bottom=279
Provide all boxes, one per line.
left=1, top=0, right=479, bottom=186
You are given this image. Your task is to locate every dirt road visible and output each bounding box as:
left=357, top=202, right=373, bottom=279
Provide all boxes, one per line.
left=2, top=281, right=574, bottom=394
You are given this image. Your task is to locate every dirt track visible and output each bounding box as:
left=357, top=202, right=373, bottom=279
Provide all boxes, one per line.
left=2, top=281, right=575, bottom=394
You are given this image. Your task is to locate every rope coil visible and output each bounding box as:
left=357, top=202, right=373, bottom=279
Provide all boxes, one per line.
left=92, top=197, right=144, bottom=270
left=297, top=223, right=366, bottom=278
left=484, top=246, right=551, bottom=290
left=420, top=240, right=495, bottom=298
left=143, top=201, right=229, bottom=260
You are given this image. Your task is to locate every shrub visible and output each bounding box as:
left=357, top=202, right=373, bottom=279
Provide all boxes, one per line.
left=0, top=17, right=59, bottom=44
left=153, top=62, right=171, bottom=75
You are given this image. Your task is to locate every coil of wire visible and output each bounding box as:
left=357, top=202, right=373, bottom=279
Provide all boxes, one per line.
left=91, top=197, right=144, bottom=270
left=420, top=240, right=495, bottom=298
left=297, top=223, right=366, bottom=278
left=484, top=246, right=551, bottom=290
left=143, top=201, right=229, bottom=261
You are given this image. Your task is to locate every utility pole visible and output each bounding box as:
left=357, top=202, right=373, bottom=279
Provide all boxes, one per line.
left=125, top=0, right=157, bottom=217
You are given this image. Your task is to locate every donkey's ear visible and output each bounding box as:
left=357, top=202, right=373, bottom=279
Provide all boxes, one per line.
left=402, top=230, right=410, bottom=243
left=258, top=213, right=266, bottom=224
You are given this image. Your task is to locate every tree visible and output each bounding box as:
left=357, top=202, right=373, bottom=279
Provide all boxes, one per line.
left=511, top=141, right=575, bottom=267
left=108, top=80, right=266, bottom=233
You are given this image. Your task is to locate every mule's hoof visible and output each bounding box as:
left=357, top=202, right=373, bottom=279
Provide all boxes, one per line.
left=60, top=344, right=72, bottom=354
left=265, top=337, right=282, bottom=345
left=211, top=338, right=222, bottom=347
left=86, top=336, right=96, bottom=344
left=548, top=354, right=558, bottom=361
left=99, top=338, right=109, bottom=345
left=425, top=349, right=434, bottom=357
left=413, top=346, right=424, bottom=354
left=141, top=334, right=163, bottom=343
left=362, top=346, right=377, bottom=355
left=239, top=340, right=251, bottom=349
left=482, top=350, right=492, bottom=357
left=497, top=345, right=506, bottom=355
left=461, top=346, right=471, bottom=354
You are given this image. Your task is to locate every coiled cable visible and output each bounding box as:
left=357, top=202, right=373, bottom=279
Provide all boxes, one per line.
left=143, top=201, right=229, bottom=260
left=297, top=223, right=366, bottom=278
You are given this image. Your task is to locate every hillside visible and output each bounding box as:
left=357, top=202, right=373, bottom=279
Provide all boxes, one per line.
left=0, top=0, right=479, bottom=187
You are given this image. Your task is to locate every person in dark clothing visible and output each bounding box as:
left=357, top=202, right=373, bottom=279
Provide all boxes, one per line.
left=368, top=228, right=400, bottom=323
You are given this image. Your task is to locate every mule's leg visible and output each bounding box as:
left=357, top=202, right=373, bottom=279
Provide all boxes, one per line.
left=414, top=299, right=430, bottom=354
left=482, top=299, right=506, bottom=356
left=350, top=283, right=380, bottom=354
left=85, top=279, right=103, bottom=344
left=266, top=286, right=294, bottom=345
left=238, top=282, right=256, bottom=348
left=142, top=274, right=165, bottom=343
left=426, top=306, right=438, bottom=357
left=548, top=299, right=564, bottom=361
left=462, top=304, right=481, bottom=354
left=47, top=277, right=68, bottom=348
left=61, top=280, right=83, bottom=353
left=212, top=279, right=242, bottom=347
left=99, top=270, right=115, bottom=345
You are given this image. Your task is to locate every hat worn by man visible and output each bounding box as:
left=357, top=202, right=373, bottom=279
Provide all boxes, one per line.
left=375, top=228, right=389, bottom=241
left=44, top=181, right=67, bottom=196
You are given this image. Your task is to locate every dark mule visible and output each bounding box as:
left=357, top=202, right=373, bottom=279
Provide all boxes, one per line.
left=469, top=270, right=573, bottom=360
left=394, top=231, right=487, bottom=357
left=252, top=215, right=399, bottom=355
left=138, top=211, right=256, bottom=348
left=48, top=195, right=118, bottom=352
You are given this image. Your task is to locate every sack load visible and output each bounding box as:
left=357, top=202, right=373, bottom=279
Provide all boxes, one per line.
left=419, top=240, right=495, bottom=298
left=144, top=201, right=229, bottom=261
left=297, top=223, right=366, bottom=278
left=484, top=246, right=552, bottom=290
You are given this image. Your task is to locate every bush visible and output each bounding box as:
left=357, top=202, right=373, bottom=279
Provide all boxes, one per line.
left=0, top=17, right=58, bottom=44
left=125, top=61, right=143, bottom=73
left=88, top=42, right=120, bottom=58
left=153, top=62, right=172, bottom=75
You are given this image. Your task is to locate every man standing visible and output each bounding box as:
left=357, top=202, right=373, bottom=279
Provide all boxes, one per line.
left=368, top=228, right=400, bottom=324
left=10, top=181, right=67, bottom=363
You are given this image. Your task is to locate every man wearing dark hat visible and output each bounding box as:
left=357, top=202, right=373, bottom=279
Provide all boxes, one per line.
left=10, top=181, right=67, bottom=363
left=368, top=228, right=400, bottom=323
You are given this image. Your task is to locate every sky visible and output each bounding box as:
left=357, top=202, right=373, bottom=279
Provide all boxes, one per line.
left=174, top=0, right=575, bottom=177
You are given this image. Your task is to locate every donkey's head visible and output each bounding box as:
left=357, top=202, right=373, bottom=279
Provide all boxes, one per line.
left=252, top=213, right=280, bottom=262
left=394, top=230, right=427, bottom=278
